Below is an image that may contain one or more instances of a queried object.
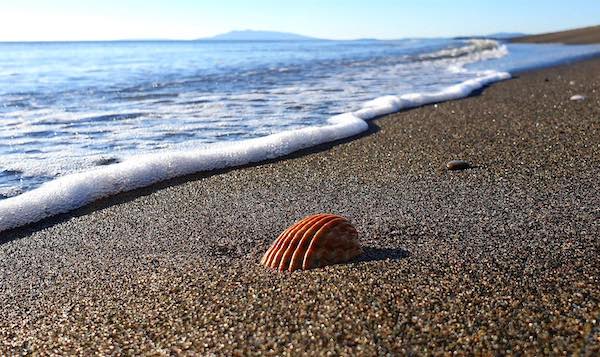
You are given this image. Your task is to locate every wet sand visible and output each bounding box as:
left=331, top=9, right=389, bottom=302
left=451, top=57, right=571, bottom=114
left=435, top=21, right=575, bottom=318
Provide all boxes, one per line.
left=1, top=57, right=600, bottom=354
left=513, top=25, right=600, bottom=44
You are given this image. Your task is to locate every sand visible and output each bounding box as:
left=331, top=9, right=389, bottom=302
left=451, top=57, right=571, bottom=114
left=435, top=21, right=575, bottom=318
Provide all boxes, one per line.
left=513, top=25, right=600, bottom=44
left=1, top=54, right=600, bottom=355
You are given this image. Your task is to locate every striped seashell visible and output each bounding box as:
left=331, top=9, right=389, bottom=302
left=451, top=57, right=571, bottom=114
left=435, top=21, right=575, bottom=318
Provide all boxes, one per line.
left=261, top=214, right=362, bottom=272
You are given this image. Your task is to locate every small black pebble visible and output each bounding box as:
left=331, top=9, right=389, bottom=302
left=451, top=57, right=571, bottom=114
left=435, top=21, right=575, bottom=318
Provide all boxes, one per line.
left=544, top=78, right=550, bottom=82
left=446, top=160, right=470, bottom=171
left=94, top=157, right=120, bottom=166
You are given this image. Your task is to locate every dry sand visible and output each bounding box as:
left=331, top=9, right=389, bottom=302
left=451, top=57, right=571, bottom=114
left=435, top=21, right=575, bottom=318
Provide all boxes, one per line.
left=1, top=56, right=600, bottom=355
left=513, top=25, right=600, bottom=44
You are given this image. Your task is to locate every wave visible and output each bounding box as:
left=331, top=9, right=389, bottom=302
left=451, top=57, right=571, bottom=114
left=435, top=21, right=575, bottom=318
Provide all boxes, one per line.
left=0, top=69, right=510, bottom=232
left=418, top=39, right=508, bottom=62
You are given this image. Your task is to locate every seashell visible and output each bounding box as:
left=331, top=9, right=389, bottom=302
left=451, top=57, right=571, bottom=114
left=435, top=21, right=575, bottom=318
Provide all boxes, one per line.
left=261, top=214, right=362, bottom=272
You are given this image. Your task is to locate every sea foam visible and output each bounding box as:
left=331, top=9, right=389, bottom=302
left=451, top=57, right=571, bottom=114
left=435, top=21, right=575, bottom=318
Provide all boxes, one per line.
left=0, top=70, right=509, bottom=232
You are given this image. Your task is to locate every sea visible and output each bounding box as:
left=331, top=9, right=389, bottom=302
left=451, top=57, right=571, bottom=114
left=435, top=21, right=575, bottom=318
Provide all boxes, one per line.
left=1, top=38, right=600, bottom=230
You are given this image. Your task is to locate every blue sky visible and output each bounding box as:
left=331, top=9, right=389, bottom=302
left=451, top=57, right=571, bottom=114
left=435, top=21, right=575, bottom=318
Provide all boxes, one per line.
left=1, top=0, right=599, bottom=41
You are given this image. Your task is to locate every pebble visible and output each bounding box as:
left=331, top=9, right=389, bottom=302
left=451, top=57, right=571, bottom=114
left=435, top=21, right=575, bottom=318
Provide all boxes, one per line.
left=93, top=157, right=120, bottom=166
left=446, top=160, right=471, bottom=171
left=570, top=94, right=586, bottom=101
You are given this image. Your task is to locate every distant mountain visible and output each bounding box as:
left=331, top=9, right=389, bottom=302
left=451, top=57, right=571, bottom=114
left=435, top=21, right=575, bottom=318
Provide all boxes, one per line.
left=453, top=32, right=527, bottom=41
left=199, top=30, right=321, bottom=41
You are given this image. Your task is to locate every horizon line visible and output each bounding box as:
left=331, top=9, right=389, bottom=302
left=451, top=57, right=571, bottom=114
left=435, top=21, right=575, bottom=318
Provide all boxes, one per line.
left=0, top=27, right=542, bottom=43
left=0, top=34, right=525, bottom=44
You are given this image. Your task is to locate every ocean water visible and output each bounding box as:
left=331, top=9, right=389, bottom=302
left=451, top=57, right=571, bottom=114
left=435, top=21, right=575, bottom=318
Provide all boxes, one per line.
left=1, top=38, right=600, bottom=230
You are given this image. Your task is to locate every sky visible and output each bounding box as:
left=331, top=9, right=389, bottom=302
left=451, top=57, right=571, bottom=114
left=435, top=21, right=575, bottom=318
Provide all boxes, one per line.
left=1, top=0, right=599, bottom=41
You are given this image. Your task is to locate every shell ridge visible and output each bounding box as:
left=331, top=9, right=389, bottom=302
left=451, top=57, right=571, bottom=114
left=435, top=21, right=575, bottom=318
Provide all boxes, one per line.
left=261, top=238, right=281, bottom=265
left=269, top=214, right=332, bottom=269
left=277, top=214, right=334, bottom=271
left=285, top=215, right=339, bottom=271
left=271, top=214, right=327, bottom=269
left=262, top=230, right=289, bottom=266
left=263, top=223, right=298, bottom=267
left=268, top=226, right=299, bottom=269
left=302, top=217, right=347, bottom=270
left=287, top=215, right=340, bottom=272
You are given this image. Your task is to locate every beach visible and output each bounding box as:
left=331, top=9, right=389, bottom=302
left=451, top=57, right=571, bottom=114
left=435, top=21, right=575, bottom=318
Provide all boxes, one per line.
left=1, top=37, right=600, bottom=354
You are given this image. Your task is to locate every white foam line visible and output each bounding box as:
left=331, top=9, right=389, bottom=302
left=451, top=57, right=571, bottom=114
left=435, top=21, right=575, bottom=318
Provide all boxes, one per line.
left=0, top=71, right=510, bottom=232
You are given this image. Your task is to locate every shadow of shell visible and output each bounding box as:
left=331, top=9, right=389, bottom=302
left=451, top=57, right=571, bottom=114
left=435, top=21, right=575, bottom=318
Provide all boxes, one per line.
left=261, top=214, right=362, bottom=272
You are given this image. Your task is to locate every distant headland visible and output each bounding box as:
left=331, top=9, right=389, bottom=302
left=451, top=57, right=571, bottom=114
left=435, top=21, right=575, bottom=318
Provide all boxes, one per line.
left=198, top=30, right=322, bottom=41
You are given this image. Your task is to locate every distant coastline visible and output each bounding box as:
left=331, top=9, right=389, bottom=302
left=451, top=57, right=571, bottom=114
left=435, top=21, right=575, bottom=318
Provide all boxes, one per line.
left=512, top=24, right=600, bottom=44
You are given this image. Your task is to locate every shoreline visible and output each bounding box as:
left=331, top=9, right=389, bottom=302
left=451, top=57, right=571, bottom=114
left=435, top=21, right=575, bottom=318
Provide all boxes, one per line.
left=4, top=34, right=600, bottom=232
left=1, top=54, right=599, bottom=353
left=0, top=66, right=511, bottom=233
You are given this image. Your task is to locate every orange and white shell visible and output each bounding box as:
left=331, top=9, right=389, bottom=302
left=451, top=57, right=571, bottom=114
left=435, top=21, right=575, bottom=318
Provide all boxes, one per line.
left=261, top=214, right=362, bottom=272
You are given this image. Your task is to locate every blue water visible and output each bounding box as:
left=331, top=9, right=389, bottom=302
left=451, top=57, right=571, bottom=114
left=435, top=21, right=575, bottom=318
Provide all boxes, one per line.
left=1, top=39, right=600, bottom=198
